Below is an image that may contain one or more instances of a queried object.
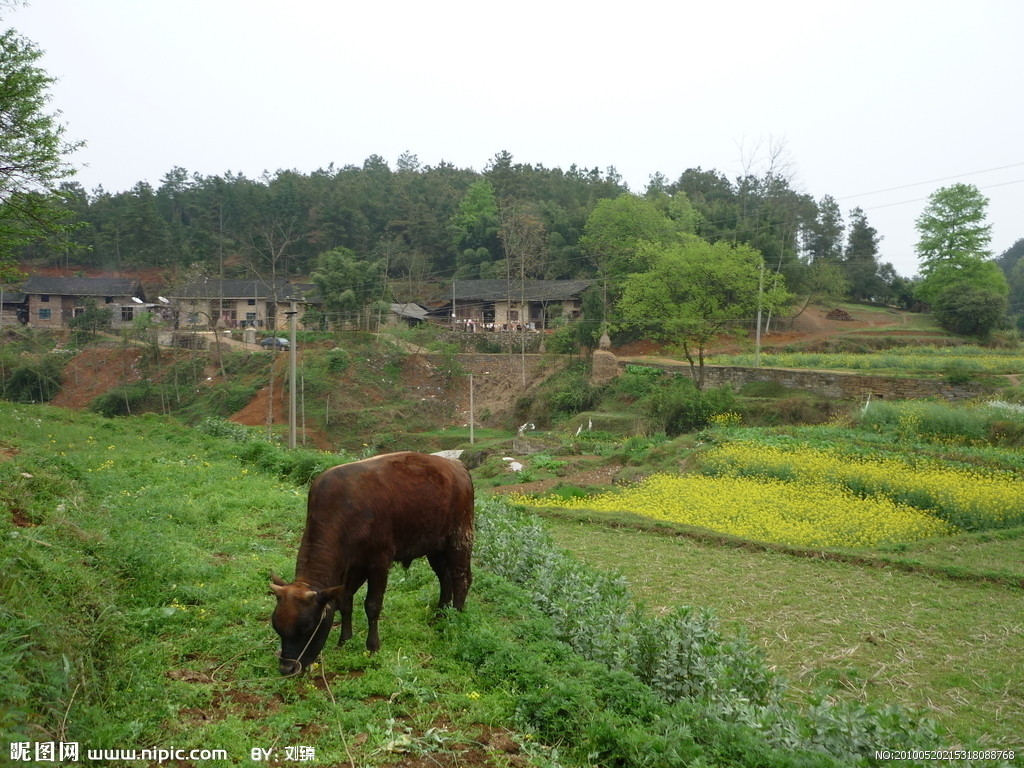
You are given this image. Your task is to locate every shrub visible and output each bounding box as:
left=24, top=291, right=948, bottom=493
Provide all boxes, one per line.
left=644, top=379, right=737, bottom=436
left=196, top=417, right=255, bottom=442
left=326, top=348, right=350, bottom=373
left=88, top=381, right=154, bottom=417
left=2, top=357, right=63, bottom=403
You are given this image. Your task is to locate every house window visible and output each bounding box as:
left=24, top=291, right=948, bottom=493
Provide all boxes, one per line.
left=121, top=306, right=134, bottom=322
left=247, top=298, right=256, bottom=306
left=105, top=296, right=114, bottom=304
left=38, top=308, right=51, bottom=320
left=40, top=294, right=49, bottom=302
left=245, top=312, right=257, bottom=325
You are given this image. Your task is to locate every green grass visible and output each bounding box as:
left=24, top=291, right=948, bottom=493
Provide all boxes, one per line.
left=543, top=516, right=1024, bottom=749
left=8, top=403, right=945, bottom=767
left=0, top=406, right=538, bottom=764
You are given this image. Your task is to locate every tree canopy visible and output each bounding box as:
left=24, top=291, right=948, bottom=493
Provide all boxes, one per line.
left=913, top=184, right=1006, bottom=316
left=617, top=237, right=790, bottom=387
left=0, top=27, right=81, bottom=281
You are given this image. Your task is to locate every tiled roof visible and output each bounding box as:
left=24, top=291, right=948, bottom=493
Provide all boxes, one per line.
left=21, top=276, right=143, bottom=297
left=391, top=302, right=428, bottom=320
left=452, top=279, right=594, bottom=302
left=171, top=278, right=294, bottom=300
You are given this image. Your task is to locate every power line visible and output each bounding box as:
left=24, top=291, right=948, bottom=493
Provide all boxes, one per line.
left=836, top=162, right=1024, bottom=201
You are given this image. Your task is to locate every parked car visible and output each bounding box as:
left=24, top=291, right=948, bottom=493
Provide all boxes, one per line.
left=259, top=337, right=290, bottom=350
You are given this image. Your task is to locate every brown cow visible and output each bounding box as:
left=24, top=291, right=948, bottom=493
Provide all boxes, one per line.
left=270, top=451, right=474, bottom=676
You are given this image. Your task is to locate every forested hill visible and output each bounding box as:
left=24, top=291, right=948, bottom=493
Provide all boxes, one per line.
left=25, top=150, right=906, bottom=305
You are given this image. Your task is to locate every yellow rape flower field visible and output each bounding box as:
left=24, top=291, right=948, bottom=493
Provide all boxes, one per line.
left=700, top=442, right=1024, bottom=531
left=515, top=473, right=953, bottom=548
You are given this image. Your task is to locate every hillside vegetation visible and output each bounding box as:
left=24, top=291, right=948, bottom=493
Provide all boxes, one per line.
left=7, top=403, right=1021, bottom=766
left=2, top=308, right=1023, bottom=764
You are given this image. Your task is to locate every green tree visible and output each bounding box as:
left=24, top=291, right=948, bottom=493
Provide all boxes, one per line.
left=919, top=258, right=1008, bottom=321
left=310, top=246, right=386, bottom=329
left=914, top=184, right=997, bottom=306
left=0, top=27, right=82, bottom=281
left=67, top=297, right=112, bottom=342
left=449, top=179, right=501, bottom=278
left=916, top=183, right=992, bottom=270
left=932, top=283, right=1008, bottom=337
left=803, top=195, right=845, bottom=263
left=842, top=207, right=887, bottom=301
left=618, top=237, right=790, bottom=388
left=579, top=194, right=679, bottom=279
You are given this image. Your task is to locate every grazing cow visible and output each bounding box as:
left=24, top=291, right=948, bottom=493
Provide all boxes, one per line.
left=270, top=451, right=474, bottom=676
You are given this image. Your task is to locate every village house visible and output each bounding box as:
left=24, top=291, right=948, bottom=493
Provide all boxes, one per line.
left=167, top=278, right=299, bottom=330
left=20, top=276, right=149, bottom=330
left=448, top=279, right=594, bottom=331
left=0, top=287, right=27, bottom=327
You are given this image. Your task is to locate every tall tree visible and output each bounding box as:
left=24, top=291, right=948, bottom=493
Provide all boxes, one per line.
left=915, top=183, right=998, bottom=306
left=803, top=195, right=845, bottom=263
left=0, top=27, right=82, bottom=281
left=449, top=179, right=501, bottom=279
left=579, top=194, right=679, bottom=279
left=842, top=207, right=886, bottom=301
left=310, top=246, right=386, bottom=329
left=617, top=237, right=790, bottom=388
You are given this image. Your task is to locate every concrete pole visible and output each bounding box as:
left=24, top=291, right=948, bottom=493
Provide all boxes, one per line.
left=288, top=300, right=297, bottom=449
left=469, top=373, right=475, bottom=445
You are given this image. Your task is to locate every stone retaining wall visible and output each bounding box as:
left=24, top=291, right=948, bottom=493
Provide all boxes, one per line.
left=607, top=356, right=992, bottom=401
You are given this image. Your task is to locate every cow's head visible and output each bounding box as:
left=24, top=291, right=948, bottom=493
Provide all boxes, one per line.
left=269, top=574, right=342, bottom=676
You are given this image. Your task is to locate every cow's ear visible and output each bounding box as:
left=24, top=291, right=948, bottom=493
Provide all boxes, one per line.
left=319, top=586, right=345, bottom=605
left=269, top=582, right=287, bottom=598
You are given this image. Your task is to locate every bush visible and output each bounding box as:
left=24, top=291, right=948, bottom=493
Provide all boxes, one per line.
left=858, top=400, right=992, bottom=444
left=932, top=284, right=1008, bottom=337
left=2, top=357, right=63, bottom=403
left=88, top=381, right=154, bottom=417
left=644, top=378, right=737, bottom=436
left=515, top=365, right=602, bottom=426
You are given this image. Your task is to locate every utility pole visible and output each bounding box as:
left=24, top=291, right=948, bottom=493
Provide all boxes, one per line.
left=287, top=298, right=298, bottom=449
left=754, top=258, right=765, bottom=368
left=468, top=373, right=475, bottom=445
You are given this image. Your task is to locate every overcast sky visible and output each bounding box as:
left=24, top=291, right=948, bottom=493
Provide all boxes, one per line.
left=10, top=0, right=1024, bottom=277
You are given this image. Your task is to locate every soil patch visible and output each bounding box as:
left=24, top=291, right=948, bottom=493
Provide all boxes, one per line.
left=50, top=347, right=145, bottom=410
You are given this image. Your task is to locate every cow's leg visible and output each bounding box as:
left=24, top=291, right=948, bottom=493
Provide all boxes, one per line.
left=427, top=551, right=454, bottom=611
left=450, top=545, right=472, bottom=611
left=337, top=571, right=366, bottom=647
left=363, top=565, right=390, bottom=653
left=337, top=587, right=355, bottom=647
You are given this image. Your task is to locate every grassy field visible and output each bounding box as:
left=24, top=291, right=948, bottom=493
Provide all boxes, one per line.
left=8, top=403, right=969, bottom=768
left=543, top=514, right=1024, bottom=748
left=3, top=381, right=1024, bottom=765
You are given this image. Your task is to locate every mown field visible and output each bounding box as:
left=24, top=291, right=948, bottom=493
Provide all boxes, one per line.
left=544, top=517, right=1023, bottom=748
left=509, top=399, right=1024, bottom=754
left=2, top=387, right=1023, bottom=765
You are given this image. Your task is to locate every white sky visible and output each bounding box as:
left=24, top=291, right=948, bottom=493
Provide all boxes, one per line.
left=10, top=0, right=1024, bottom=277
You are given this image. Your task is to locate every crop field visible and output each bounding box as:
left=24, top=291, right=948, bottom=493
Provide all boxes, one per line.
left=512, top=405, right=1024, bottom=752
left=9, top=403, right=989, bottom=768
left=707, top=345, right=1024, bottom=374
left=2, top=392, right=1023, bottom=765
left=543, top=516, right=1024, bottom=749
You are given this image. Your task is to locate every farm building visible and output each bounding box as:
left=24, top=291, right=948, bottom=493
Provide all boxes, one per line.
left=20, top=276, right=149, bottom=330
left=168, top=278, right=301, bottom=331
left=447, top=279, right=594, bottom=330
